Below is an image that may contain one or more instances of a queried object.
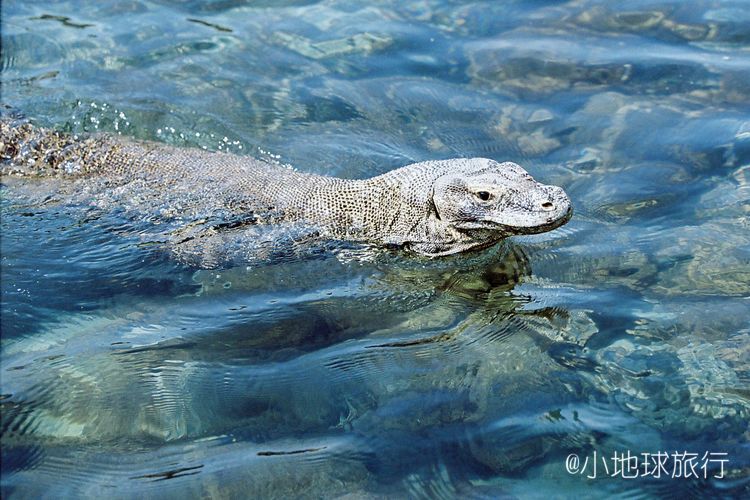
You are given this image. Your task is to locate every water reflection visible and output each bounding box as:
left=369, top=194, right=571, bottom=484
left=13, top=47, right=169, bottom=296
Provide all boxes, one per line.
left=1, top=244, right=526, bottom=439
left=2, top=236, right=625, bottom=495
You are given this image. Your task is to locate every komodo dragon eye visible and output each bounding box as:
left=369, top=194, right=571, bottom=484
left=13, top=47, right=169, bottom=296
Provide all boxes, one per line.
left=476, top=191, right=492, bottom=201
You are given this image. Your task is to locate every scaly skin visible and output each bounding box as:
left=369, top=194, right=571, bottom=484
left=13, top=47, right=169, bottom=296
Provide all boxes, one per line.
left=1, top=119, right=572, bottom=258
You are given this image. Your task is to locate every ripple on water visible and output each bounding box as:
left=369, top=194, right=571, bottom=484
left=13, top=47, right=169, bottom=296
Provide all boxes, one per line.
left=2, top=434, right=371, bottom=498
left=0, top=32, right=64, bottom=73
left=0, top=193, right=199, bottom=339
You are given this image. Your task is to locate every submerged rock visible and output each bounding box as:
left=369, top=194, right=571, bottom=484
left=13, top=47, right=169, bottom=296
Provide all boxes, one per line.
left=574, top=4, right=715, bottom=42
left=490, top=104, right=563, bottom=157
left=652, top=221, right=750, bottom=297
left=271, top=31, right=391, bottom=60
left=592, top=338, right=750, bottom=438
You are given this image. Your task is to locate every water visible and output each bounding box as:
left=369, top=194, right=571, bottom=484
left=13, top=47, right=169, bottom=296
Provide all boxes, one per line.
left=1, top=0, right=749, bottom=497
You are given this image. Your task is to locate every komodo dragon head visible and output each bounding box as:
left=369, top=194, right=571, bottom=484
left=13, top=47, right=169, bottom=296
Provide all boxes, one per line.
left=395, top=158, right=572, bottom=256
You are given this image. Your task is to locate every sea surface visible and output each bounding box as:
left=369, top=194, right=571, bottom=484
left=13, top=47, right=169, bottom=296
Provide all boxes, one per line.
left=1, top=0, right=749, bottom=498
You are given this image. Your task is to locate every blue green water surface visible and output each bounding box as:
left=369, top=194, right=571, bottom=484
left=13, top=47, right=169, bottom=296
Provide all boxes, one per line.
left=1, top=0, right=749, bottom=498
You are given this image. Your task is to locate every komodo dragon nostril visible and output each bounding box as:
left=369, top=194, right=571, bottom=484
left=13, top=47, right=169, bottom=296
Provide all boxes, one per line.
left=541, top=201, right=554, bottom=211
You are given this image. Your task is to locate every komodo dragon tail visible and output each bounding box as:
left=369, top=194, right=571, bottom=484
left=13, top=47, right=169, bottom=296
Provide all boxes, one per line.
left=1, top=116, right=115, bottom=177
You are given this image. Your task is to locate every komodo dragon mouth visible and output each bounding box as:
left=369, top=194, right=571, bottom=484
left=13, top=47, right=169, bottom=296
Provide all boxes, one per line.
left=1, top=119, right=572, bottom=264
left=455, top=204, right=573, bottom=234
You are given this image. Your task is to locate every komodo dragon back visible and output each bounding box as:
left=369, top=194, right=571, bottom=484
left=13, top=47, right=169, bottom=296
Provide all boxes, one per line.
left=1, top=117, right=572, bottom=264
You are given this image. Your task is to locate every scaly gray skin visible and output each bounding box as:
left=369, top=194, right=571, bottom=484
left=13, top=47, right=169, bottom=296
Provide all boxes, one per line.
left=0, top=119, right=572, bottom=257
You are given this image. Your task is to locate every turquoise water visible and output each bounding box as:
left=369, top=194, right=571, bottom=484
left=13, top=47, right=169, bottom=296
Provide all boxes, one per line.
left=1, top=0, right=749, bottom=497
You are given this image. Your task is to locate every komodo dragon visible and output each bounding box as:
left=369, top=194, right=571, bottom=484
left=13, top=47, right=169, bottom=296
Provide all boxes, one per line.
left=0, top=119, right=572, bottom=259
